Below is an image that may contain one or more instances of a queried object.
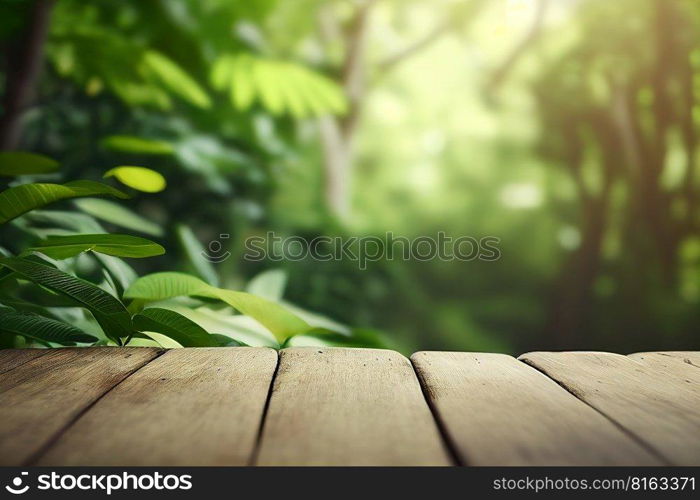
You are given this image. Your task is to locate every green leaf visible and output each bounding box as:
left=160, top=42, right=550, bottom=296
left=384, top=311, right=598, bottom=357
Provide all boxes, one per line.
left=104, top=166, right=166, bottom=193
left=27, top=234, right=165, bottom=260
left=210, top=333, right=245, bottom=347
left=74, top=198, right=163, bottom=237
left=285, top=328, right=389, bottom=349
left=246, top=269, right=287, bottom=301
left=94, top=254, right=138, bottom=298
left=230, top=54, right=256, bottom=109
left=0, top=309, right=97, bottom=344
left=142, top=50, right=211, bottom=109
left=176, top=224, right=219, bottom=286
left=0, top=257, right=133, bottom=343
left=155, top=304, right=277, bottom=347
left=254, top=59, right=286, bottom=115
left=124, top=272, right=209, bottom=300
left=17, top=209, right=104, bottom=233
left=133, top=307, right=218, bottom=347
left=213, top=54, right=347, bottom=117
left=101, top=135, right=175, bottom=155
left=0, top=180, right=129, bottom=224
left=211, top=54, right=236, bottom=90
left=0, top=152, right=59, bottom=176
left=124, top=272, right=311, bottom=343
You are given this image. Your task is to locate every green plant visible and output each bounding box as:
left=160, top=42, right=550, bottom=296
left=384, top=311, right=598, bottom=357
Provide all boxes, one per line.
left=0, top=151, right=375, bottom=349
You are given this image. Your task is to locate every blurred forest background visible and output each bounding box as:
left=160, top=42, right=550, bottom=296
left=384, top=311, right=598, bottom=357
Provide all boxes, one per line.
left=1, top=0, right=699, bottom=354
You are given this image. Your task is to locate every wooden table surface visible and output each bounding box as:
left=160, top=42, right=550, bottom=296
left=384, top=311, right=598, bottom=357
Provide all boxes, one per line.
left=1, top=347, right=698, bottom=466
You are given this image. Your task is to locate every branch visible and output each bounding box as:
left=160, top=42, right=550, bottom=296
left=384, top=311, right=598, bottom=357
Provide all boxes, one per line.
left=376, top=0, right=488, bottom=77
left=377, top=20, right=450, bottom=75
left=486, top=0, right=549, bottom=93
left=338, top=0, right=376, bottom=137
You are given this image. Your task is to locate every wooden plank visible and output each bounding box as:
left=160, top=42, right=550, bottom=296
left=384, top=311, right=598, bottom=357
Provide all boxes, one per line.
left=629, top=352, right=700, bottom=385
left=256, top=347, right=451, bottom=466
left=0, top=349, right=48, bottom=375
left=0, top=347, right=160, bottom=466
left=37, top=348, right=278, bottom=466
left=649, top=352, right=700, bottom=369
left=411, top=352, right=659, bottom=465
left=520, top=351, right=700, bottom=465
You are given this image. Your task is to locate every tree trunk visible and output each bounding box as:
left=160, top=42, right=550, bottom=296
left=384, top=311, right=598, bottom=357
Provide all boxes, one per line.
left=0, top=0, right=55, bottom=150
left=546, top=198, right=609, bottom=349
left=319, top=116, right=353, bottom=219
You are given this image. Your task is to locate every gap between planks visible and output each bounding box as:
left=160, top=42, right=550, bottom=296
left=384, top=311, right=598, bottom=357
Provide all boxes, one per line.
left=412, top=352, right=661, bottom=466
left=520, top=351, right=700, bottom=465
left=3, top=348, right=698, bottom=466
left=254, top=348, right=452, bottom=466
left=35, top=348, right=278, bottom=466
left=25, top=349, right=167, bottom=466
left=0, top=349, right=51, bottom=375
left=0, top=348, right=163, bottom=466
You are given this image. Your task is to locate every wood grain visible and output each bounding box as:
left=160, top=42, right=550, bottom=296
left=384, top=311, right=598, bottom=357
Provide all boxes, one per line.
left=520, top=351, right=700, bottom=465
left=411, top=352, right=659, bottom=465
left=0, top=348, right=160, bottom=465
left=647, top=352, right=700, bottom=369
left=37, top=348, right=278, bottom=466
left=628, top=352, right=700, bottom=385
left=256, top=347, right=451, bottom=466
left=0, top=348, right=47, bottom=375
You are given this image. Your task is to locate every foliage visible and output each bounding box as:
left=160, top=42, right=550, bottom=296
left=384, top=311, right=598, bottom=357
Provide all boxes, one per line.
left=3, top=0, right=697, bottom=355
left=0, top=152, right=376, bottom=349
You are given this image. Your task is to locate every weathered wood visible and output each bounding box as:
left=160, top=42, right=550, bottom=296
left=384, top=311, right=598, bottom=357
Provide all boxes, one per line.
left=648, top=352, right=700, bottom=369
left=37, top=348, right=278, bottom=466
left=0, top=348, right=86, bottom=392
left=0, top=348, right=160, bottom=466
left=628, top=352, right=700, bottom=385
left=2, top=347, right=698, bottom=466
left=411, top=352, right=659, bottom=465
left=520, top=351, right=700, bottom=465
left=0, top=348, right=47, bottom=375
left=256, top=347, right=451, bottom=466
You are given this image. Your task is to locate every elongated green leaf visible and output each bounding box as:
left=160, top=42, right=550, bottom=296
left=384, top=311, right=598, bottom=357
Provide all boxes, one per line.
left=74, top=198, right=163, bottom=237
left=101, top=135, right=175, bottom=155
left=124, top=272, right=311, bottom=343
left=176, top=224, right=219, bottom=286
left=246, top=269, right=287, bottom=301
left=284, top=328, right=389, bottom=349
left=18, top=210, right=104, bottom=233
left=210, top=333, right=245, bottom=347
left=254, top=60, right=285, bottom=115
left=133, top=307, right=218, bottom=347
left=0, top=309, right=97, bottom=344
left=211, top=54, right=236, bottom=90
left=94, top=254, right=138, bottom=297
left=214, top=288, right=310, bottom=343
left=104, top=166, right=166, bottom=193
left=155, top=304, right=277, bottom=347
left=27, top=234, right=165, bottom=260
left=133, top=331, right=182, bottom=348
left=124, top=272, right=209, bottom=300
left=230, top=55, right=256, bottom=109
left=214, top=54, right=347, bottom=117
left=0, top=180, right=129, bottom=224
left=0, top=257, right=132, bottom=342
left=142, top=50, right=211, bottom=109
left=0, top=152, right=59, bottom=176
